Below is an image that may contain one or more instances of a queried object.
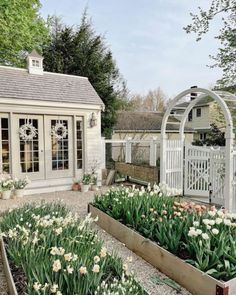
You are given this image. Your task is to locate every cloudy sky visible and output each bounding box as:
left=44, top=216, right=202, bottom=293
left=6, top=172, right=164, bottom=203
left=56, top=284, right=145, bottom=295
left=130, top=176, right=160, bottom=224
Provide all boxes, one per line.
left=40, top=0, right=222, bottom=98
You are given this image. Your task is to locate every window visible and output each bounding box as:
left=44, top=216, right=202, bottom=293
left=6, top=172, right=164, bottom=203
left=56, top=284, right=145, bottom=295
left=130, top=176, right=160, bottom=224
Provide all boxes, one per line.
left=188, top=110, right=193, bottom=122
left=76, top=120, right=83, bottom=169
left=196, top=108, right=201, bottom=117
left=32, top=59, right=40, bottom=67
left=200, top=133, right=207, bottom=141
left=1, top=117, right=10, bottom=173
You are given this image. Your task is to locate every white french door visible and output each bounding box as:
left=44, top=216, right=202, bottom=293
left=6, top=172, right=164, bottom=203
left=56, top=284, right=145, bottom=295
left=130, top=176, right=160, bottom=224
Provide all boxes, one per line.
left=12, top=115, right=45, bottom=180
left=45, top=116, right=73, bottom=179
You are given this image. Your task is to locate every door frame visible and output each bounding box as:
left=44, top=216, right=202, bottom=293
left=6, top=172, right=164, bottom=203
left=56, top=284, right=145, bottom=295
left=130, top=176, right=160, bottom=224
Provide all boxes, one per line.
left=11, top=114, right=45, bottom=180
left=44, top=115, right=74, bottom=179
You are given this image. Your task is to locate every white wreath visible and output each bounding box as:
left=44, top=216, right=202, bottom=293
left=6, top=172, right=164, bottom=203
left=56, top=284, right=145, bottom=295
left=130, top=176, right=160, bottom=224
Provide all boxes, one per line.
left=51, top=122, right=68, bottom=140
left=19, top=123, right=37, bottom=141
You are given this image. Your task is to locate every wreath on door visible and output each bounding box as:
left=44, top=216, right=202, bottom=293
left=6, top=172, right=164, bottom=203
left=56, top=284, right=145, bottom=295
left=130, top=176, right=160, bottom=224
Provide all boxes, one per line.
left=19, top=123, right=38, bottom=141
left=51, top=122, right=68, bottom=140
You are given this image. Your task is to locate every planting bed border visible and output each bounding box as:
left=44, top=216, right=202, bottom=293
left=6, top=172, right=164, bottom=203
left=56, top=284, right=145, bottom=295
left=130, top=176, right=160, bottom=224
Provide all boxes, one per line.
left=0, top=237, right=18, bottom=295
left=88, top=204, right=236, bottom=295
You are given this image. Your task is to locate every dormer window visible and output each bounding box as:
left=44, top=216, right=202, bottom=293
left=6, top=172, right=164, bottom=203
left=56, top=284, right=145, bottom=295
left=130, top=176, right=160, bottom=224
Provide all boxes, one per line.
left=32, top=59, right=40, bottom=68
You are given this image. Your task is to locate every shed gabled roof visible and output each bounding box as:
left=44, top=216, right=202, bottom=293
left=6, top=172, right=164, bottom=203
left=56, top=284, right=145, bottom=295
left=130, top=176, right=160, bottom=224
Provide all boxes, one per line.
left=114, top=111, right=194, bottom=132
left=0, top=66, right=104, bottom=106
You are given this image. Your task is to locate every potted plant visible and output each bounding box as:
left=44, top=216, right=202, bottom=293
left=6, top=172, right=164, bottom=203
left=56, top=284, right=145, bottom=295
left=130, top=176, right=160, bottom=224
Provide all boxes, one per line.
left=91, top=175, right=98, bottom=191
left=0, top=177, right=14, bottom=200
left=13, top=176, right=30, bottom=198
left=72, top=179, right=81, bottom=191
left=81, top=174, right=91, bottom=193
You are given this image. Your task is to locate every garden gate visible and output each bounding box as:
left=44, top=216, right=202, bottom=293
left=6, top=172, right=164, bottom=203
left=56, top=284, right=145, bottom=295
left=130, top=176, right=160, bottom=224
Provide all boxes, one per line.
left=184, top=144, right=225, bottom=205
left=160, top=87, right=236, bottom=211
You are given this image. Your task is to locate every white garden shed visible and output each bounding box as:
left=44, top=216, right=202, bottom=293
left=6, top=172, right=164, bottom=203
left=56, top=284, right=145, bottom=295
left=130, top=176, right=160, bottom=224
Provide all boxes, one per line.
left=160, top=87, right=236, bottom=212
left=0, top=50, right=104, bottom=194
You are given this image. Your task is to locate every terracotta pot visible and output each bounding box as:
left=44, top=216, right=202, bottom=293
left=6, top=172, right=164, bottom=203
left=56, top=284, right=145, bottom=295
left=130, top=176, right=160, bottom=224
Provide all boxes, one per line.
left=72, top=183, right=81, bottom=191
left=1, top=190, right=11, bottom=200
left=15, top=189, right=25, bottom=198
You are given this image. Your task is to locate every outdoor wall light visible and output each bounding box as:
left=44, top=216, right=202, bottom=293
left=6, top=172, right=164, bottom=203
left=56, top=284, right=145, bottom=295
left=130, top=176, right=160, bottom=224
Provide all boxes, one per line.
left=90, top=112, right=97, bottom=127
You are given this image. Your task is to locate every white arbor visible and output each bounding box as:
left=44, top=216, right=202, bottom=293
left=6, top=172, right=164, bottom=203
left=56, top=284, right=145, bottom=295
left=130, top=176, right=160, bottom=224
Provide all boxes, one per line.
left=160, top=87, right=236, bottom=211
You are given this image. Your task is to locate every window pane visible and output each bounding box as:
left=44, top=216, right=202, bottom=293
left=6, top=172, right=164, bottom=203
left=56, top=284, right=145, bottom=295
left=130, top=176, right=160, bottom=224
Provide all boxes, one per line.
left=77, top=160, right=82, bottom=169
left=3, top=164, right=10, bottom=173
left=76, top=120, right=83, bottom=169
left=1, top=117, right=10, bottom=174
left=33, top=162, right=39, bottom=172
left=2, top=129, right=8, bottom=140
left=77, top=140, right=82, bottom=149
left=1, top=118, right=8, bottom=128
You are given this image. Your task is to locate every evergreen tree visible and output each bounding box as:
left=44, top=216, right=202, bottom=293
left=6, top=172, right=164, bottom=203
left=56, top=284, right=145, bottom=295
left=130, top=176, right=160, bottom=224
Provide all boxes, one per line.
left=43, top=14, right=127, bottom=137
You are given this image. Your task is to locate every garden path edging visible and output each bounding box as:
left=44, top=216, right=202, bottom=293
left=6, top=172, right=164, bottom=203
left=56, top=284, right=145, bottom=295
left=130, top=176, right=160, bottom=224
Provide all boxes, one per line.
left=0, top=237, right=18, bottom=295
left=88, top=204, right=236, bottom=295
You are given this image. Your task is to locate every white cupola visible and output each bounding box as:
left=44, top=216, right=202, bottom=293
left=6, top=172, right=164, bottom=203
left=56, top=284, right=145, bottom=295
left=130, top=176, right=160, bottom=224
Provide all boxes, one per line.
left=27, top=49, right=44, bottom=75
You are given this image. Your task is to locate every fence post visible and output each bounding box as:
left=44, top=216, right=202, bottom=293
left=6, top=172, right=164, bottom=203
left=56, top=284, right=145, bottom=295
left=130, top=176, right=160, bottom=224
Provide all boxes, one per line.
left=150, top=136, right=157, bottom=166
left=125, top=137, right=132, bottom=163
left=101, top=137, right=106, bottom=169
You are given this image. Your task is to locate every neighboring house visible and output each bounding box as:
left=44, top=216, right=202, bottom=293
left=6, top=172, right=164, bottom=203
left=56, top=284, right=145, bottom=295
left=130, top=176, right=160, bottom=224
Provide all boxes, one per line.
left=113, top=111, right=194, bottom=141
left=173, top=96, right=225, bottom=141
left=111, top=112, right=194, bottom=165
left=0, top=50, right=104, bottom=194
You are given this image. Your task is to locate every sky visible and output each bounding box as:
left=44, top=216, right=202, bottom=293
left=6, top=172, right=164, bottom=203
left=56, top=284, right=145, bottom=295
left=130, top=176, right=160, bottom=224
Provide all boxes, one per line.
left=40, top=0, right=223, bottom=98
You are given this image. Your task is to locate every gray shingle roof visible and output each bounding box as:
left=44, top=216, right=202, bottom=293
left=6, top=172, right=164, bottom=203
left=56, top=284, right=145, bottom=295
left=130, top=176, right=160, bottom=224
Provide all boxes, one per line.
left=176, top=96, right=214, bottom=108
left=114, top=112, right=193, bottom=132
left=0, top=66, right=104, bottom=106
left=28, top=49, right=43, bottom=58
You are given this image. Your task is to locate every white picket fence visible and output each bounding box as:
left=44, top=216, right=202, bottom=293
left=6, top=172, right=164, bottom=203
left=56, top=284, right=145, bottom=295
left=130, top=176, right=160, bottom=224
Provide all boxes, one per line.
left=165, top=140, right=183, bottom=190
left=101, top=137, right=160, bottom=169
left=102, top=137, right=236, bottom=207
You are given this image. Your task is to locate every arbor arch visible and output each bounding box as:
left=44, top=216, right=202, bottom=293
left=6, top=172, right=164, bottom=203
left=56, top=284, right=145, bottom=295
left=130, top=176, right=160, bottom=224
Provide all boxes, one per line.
left=160, top=87, right=236, bottom=211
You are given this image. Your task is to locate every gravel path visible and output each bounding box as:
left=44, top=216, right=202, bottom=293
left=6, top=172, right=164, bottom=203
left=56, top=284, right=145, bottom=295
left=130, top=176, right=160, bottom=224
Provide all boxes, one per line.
left=0, top=189, right=191, bottom=295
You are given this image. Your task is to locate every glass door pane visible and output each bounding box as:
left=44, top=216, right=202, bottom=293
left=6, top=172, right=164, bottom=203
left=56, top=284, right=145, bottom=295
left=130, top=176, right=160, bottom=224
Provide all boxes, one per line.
left=19, top=119, right=40, bottom=173
left=51, top=120, right=69, bottom=171
left=12, top=115, right=44, bottom=180
left=45, top=116, right=73, bottom=179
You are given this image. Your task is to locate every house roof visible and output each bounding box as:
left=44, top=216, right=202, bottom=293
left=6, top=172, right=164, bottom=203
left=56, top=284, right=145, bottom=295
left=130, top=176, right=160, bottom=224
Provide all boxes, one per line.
left=0, top=65, right=104, bottom=106
left=176, top=96, right=213, bottom=108
left=114, top=111, right=194, bottom=132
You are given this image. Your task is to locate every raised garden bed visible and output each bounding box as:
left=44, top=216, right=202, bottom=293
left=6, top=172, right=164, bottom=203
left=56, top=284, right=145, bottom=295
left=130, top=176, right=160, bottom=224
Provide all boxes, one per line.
left=0, top=203, right=146, bottom=295
left=0, top=237, right=17, bottom=295
left=89, top=204, right=236, bottom=295
left=115, top=162, right=159, bottom=184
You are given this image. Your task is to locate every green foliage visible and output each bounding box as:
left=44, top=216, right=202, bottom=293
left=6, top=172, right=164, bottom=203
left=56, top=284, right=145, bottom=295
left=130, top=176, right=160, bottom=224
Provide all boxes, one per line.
left=151, top=276, right=181, bottom=293
left=0, top=0, right=48, bottom=67
left=43, top=14, right=128, bottom=137
left=184, top=0, right=236, bottom=87
left=0, top=202, right=146, bottom=294
left=193, top=123, right=225, bottom=146
left=82, top=173, right=91, bottom=185
left=93, top=186, right=236, bottom=281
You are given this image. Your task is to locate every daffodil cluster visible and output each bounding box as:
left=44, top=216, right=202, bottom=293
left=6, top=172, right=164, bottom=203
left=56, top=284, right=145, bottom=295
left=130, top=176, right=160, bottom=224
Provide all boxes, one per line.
left=0, top=202, right=146, bottom=295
